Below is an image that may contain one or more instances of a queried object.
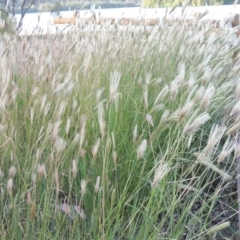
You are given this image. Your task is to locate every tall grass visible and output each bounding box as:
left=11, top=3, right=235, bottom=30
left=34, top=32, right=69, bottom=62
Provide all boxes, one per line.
left=0, top=20, right=239, bottom=239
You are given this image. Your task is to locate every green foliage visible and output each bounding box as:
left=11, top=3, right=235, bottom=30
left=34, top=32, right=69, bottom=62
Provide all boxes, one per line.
left=0, top=8, right=16, bottom=34
left=38, top=2, right=62, bottom=13
left=0, top=21, right=238, bottom=239
left=142, top=0, right=225, bottom=7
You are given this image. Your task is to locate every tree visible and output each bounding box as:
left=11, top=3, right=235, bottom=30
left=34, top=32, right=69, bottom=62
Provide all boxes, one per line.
left=0, top=0, right=37, bottom=30
left=142, top=0, right=158, bottom=7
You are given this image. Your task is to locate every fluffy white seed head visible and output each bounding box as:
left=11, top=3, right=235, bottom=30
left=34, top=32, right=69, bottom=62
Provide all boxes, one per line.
left=54, top=136, right=67, bottom=153
left=204, top=124, right=226, bottom=157
left=160, top=110, right=170, bottom=125
left=151, top=160, right=170, bottom=189
left=65, top=117, right=71, bottom=135
left=52, top=120, right=61, bottom=142
left=7, top=178, right=13, bottom=195
left=194, top=86, right=204, bottom=103
left=201, top=66, right=211, bottom=85
left=31, top=87, right=39, bottom=95
left=183, top=112, right=211, bottom=135
left=27, top=192, right=32, bottom=205
left=187, top=73, right=196, bottom=91
left=37, top=164, right=47, bottom=179
left=179, top=101, right=194, bottom=121
left=230, top=100, right=240, bottom=117
left=98, top=102, right=106, bottom=138
left=57, top=101, right=67, bottom=118
left=137, top=139, right=147, bottom=160
left=72, top=100, right=77, bottom=110
left=0, top=168, right=4, bottom=179
left=44, top=102, right=51, bottom=116
left=143, top=85, right=148, bottom=109
left=40, top=94, right=47, bottom=112
left=94, top=176, right=101, bottom=193
left=153, top=86, right=169, bottom=106
left=146, top=114, right=154, bottom=127
left=81, top=179, right=87, bottom=196
left=234, top=144, right=240, bottom=159
left=218, top=138, right=235, bottom=163
left=72, top=133, right=80, bottom=144
left=72, top=159, right=77, bottom=178
left=170, top=80, right=178, bottom=101
left=133, top=125, right=138, bottom=144
left=200, top=85, right=215, bottom=109
left=92, top=138, right=101, bottom=158
left=9, top=166, right=16, bottom=178
left=55, top=169, right=59, bottom=196
left=176, top=62, right=185, bottom=86
left=236, top=83, right=240, bottom=99
left=96, top=88, right=105, bottom=104
left=110, top=71, right=121, bottom=103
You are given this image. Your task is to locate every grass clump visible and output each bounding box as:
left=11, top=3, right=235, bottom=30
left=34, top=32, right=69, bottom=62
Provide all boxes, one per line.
left=0, top=20, right=239, bottom=239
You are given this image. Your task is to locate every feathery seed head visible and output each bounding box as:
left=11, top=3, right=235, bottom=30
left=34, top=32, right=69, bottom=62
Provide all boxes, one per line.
left=183, top=112, right=211, bottom=135
left=52, top=120, right=61, bottom=142
left=137, top=139, right=147, bottom=160
left=55, top=169, right=59, bottom=196
left=133, top=125, right=138, bottom=144
left=72, top=100, right=77, bottom=110
left=57, top=101, right=67, bottom=118
left=234, top=144, right=240, bottom=158
left=40, top=94, right=47, bottom=112
left=177, top=62, right=185, bottom=85
left=65, top=117, right=71, bottom=135
left=153, top=86, right=169, bottom=106
left=230, top=100, right=240, bottom=117
left=9, top=166, right=16, bottom=178
left=94, top=176, right=101, bottom=193
left=236, top=82, right=240, bottom=99
left=31, top=87, right=39, bottom=96
left=151, top=159, right=170, bottom=189
left=7, top=178, right=13, bottom=195
left=92, top=138, right=101, bottom=158
left=179, top=101, right=194, bottom=121
left=44, top=102, right=51, bottom=116
left=72, top=159, right=77, bottom=178
left=0, top=168, right=4, bottom=179
left=160, top=110, right=170, bottom=125
left=54, top=136, right=67, bottom=153
left=81, top=179, right=87, bottom=196
left=170, top=80, right=178, bottom=101
left=110, top=71, right=121, bottom=103
left=37, top=164, right=47, bottom=179
left=151, top=103, right=164, bottom=113
left=73, top=133, right=80, bottom=144
left=98, top=102, right=106, bottom=138
left=200, top=85, right=215, bottom=109
left=146, top=114, right=154, bottom=126
left=96, top=88, right=105, bottom=104
left=201, top=66, right=211, bottom=85
left=218, top=138, right=235, bottom=163
left=187, top=73, right=196, bottom=91
left=27, top=192, right=32, bottom=205
left=204, top=124, right=226, bottom=157
left=194, top=86, right=204, bottom=103
left=143, top=85, right=148, bottom=109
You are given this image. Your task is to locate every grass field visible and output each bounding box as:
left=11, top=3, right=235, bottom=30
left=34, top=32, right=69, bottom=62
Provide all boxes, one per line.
left=0, top=20, right=239, bottom=239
